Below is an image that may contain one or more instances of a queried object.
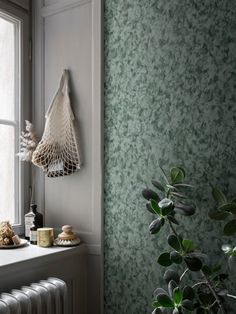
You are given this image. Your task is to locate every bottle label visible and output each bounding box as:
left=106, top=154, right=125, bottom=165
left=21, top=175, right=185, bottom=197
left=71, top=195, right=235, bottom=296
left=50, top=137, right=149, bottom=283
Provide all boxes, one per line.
left=30, top=230, right=37, bottom=242
left=25, top=216, right=34, bottom=237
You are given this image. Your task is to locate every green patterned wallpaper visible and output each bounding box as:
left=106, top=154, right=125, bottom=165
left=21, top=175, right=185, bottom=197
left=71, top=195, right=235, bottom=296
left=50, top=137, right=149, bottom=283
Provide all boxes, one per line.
left=104, top=0, right=236, bottom=313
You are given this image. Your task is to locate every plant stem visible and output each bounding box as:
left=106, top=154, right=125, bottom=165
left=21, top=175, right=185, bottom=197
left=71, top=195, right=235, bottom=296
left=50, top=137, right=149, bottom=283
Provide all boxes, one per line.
left=180, top=268, right=189, bottom=282
left=167, top=220, right=226, bottom=314
left=200, top=270, right=226, bottom=314
left=209, top=300, right=218, bottom=309
left=192, top=281, right=208, bottom=288
left=227, top=294, right=236, bottom=300
left=201, top=300, right=217, bottom=311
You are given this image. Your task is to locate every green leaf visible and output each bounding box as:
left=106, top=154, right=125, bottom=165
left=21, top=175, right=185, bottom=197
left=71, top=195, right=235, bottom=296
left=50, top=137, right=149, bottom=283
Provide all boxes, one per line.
left=201, top=265, right=212, bottom=276
left=150, top=199, right=161, bottom=215
left=142, top=189, right=160, bottom=202
left=164, top=269, right=180, bottom=284
left=224, top=219, right=236, bottom=236
left=221, top=244, right=232, bottom=254
left=232, top=247, right=236, bottom=257
left=167, top=215, right=179, bottom=225
left=156, top=294, right=174, bottom=308
left=185, top=251, right=205, bottom=259
left=183, top=286, right=194, bottom=300
left=158, top=198, right=174, bottom=216
left=173, top=183, right=194, bottom=188
left=182, top=299, right=194, bottom=310
left=152, top=301, right=161, bottom=308
left=160, top=166, right=169, bottom=184
left=166, top=184, right=178, bottom=190
left=178, top=167, right=185, bottom=176
left=162, top=207, right=174, bottom=216
left=178, top=234, right=183, bottom=243
left=170, top=167, right=185, bottom=184
left=158, top=252, right=172, bottom=266
left=174, top=203, right=196, bottom=216
left=146, top=203, right=155, bottom=214
left=182, top=239, right=194, bottom=253
left=211, top=264, right=221, bottom=273
left=158, top=198, right=174, bottom=209
left=184, top=256, right=202, bottom=271
left=217, top=289, right=228, bottom=296
left=170, top=251, right=183, bottom=264
left=152, top=180, right=165, bottom=192
left=228, top=256, right=236, bottom=270
left=218, top=203, right=236, bottom=214
left=168, top=280, right=178, bottom=297
left=168, top=234, right=181, bottom=251
left=171, top=192, right=188, bottom=199
left=153, top=288, right=168, bottom=299
left=152, top=308, right=163, bottom=314
left=173, top=287, right=183, bottom=305
left=208, top=210, right=230, bottom=220
left=149, top=218, right=164, bottom=234
left=212, top=187, right=227, bottom=205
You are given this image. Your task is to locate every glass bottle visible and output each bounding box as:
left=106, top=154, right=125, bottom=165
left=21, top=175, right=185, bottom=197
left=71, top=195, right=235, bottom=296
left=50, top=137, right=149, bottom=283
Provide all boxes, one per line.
left=30, top=219, right=38, bottom=245
left=25, top=207, right=35, bottom=240
left=25, top=204, right=43, bottom=240
left=31, top=204, right=43, bottom=228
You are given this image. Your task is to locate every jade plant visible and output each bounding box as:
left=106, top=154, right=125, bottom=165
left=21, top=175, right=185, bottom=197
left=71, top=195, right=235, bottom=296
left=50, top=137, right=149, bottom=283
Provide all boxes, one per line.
left=142, top=167, right=236, bottom=314
left=209, top=187, right=236, bottom=271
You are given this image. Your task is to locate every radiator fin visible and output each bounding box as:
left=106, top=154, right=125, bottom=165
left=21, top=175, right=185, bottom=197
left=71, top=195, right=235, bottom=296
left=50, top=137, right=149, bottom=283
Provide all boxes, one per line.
left=0, top=278, right=67, bottom=314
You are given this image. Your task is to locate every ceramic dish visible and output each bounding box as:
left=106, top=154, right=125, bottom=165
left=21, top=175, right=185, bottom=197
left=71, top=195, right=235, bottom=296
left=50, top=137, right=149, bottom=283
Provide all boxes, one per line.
left=0, top=239, right=28, bottom=249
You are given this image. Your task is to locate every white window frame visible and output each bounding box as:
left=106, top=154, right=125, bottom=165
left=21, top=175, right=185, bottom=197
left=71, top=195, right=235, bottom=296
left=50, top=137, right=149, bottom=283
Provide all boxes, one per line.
left=0, top=0, right=30, bottom=235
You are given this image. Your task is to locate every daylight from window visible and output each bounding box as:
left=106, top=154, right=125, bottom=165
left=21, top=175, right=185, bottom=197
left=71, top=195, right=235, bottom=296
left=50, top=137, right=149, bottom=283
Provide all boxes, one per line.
left=0, top=15, right=17, bottom=223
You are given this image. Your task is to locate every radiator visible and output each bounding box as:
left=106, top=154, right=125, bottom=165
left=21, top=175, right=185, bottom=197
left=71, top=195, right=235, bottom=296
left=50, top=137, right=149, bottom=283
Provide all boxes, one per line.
left=0, top=277, right=67, bottom=314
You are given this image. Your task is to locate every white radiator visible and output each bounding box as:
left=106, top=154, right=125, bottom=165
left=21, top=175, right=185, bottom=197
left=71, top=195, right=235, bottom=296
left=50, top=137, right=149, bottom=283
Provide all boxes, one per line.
left=0, top=277, right=67, bottom=314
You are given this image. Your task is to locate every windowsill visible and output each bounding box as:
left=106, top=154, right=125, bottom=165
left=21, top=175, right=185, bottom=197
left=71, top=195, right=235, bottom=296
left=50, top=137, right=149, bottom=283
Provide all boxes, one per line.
left=0, top=241, right=85, bottom=269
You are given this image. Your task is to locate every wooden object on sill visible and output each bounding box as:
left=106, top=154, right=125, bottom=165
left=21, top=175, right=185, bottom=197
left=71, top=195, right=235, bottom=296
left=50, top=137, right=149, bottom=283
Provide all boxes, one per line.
left=54, top=225, right=80, bottom=247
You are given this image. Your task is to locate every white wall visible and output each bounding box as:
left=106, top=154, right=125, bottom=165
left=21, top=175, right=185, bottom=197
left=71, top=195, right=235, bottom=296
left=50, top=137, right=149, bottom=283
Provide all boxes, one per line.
left=32, top=1, right=103, bottom=313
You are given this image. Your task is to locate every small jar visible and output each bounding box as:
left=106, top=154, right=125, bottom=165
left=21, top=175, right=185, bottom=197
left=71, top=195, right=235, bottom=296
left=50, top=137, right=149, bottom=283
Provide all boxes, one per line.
left=37, top=228, right=54, bottom=247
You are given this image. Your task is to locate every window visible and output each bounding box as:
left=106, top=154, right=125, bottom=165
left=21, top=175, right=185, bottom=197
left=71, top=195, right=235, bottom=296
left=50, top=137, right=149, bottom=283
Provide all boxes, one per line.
left=0, top=2, right=30, bottom=233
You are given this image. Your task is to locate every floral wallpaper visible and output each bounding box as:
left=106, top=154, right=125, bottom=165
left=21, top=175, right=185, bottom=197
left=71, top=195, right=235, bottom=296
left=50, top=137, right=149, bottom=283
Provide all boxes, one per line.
left=104, top=0, right=236, bottom=313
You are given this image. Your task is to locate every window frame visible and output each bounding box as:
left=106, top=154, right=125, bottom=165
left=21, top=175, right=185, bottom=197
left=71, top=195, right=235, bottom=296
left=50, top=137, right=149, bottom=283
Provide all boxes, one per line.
left=0, top=0, right=30, bottom=235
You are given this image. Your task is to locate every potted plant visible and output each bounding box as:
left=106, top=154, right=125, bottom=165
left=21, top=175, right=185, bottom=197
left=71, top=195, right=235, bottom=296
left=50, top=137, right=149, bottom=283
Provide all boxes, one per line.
left=142, top=167, right=236, bottom=313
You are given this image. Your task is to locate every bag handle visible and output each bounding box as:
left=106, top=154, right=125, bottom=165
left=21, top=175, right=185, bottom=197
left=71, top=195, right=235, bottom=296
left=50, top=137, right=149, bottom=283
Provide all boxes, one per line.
left=59, top=69, right=70, bottom=95
left=46, top=69, right=74, bottom=120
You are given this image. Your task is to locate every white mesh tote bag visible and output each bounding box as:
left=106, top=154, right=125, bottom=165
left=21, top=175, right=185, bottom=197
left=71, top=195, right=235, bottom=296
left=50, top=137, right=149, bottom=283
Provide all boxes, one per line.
left=32, top=70, right=81, bottom=177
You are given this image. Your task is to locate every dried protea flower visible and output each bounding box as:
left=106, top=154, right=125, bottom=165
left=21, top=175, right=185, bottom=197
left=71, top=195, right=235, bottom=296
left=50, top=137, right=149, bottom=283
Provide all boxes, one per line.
left=0, top=221, right=15, bottom=245
left=17, top=120, right=38, bottom=162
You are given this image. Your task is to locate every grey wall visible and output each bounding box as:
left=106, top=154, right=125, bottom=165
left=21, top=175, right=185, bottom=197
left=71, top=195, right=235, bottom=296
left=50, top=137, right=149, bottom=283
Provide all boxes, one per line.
left=9, top=0, right=30, bottom=11
left=104, top=0, right=236, bottom=313
left=32, top=1, right=102, bottom=313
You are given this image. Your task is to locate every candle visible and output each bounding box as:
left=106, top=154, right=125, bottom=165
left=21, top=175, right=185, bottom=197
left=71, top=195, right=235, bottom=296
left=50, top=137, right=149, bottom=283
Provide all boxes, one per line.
left=37, top=228, right=54, bottom=247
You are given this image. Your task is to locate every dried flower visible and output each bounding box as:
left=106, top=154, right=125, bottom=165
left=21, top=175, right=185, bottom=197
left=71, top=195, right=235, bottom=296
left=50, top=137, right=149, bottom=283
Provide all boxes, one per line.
left=17, top=120, right=38, bottom=162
